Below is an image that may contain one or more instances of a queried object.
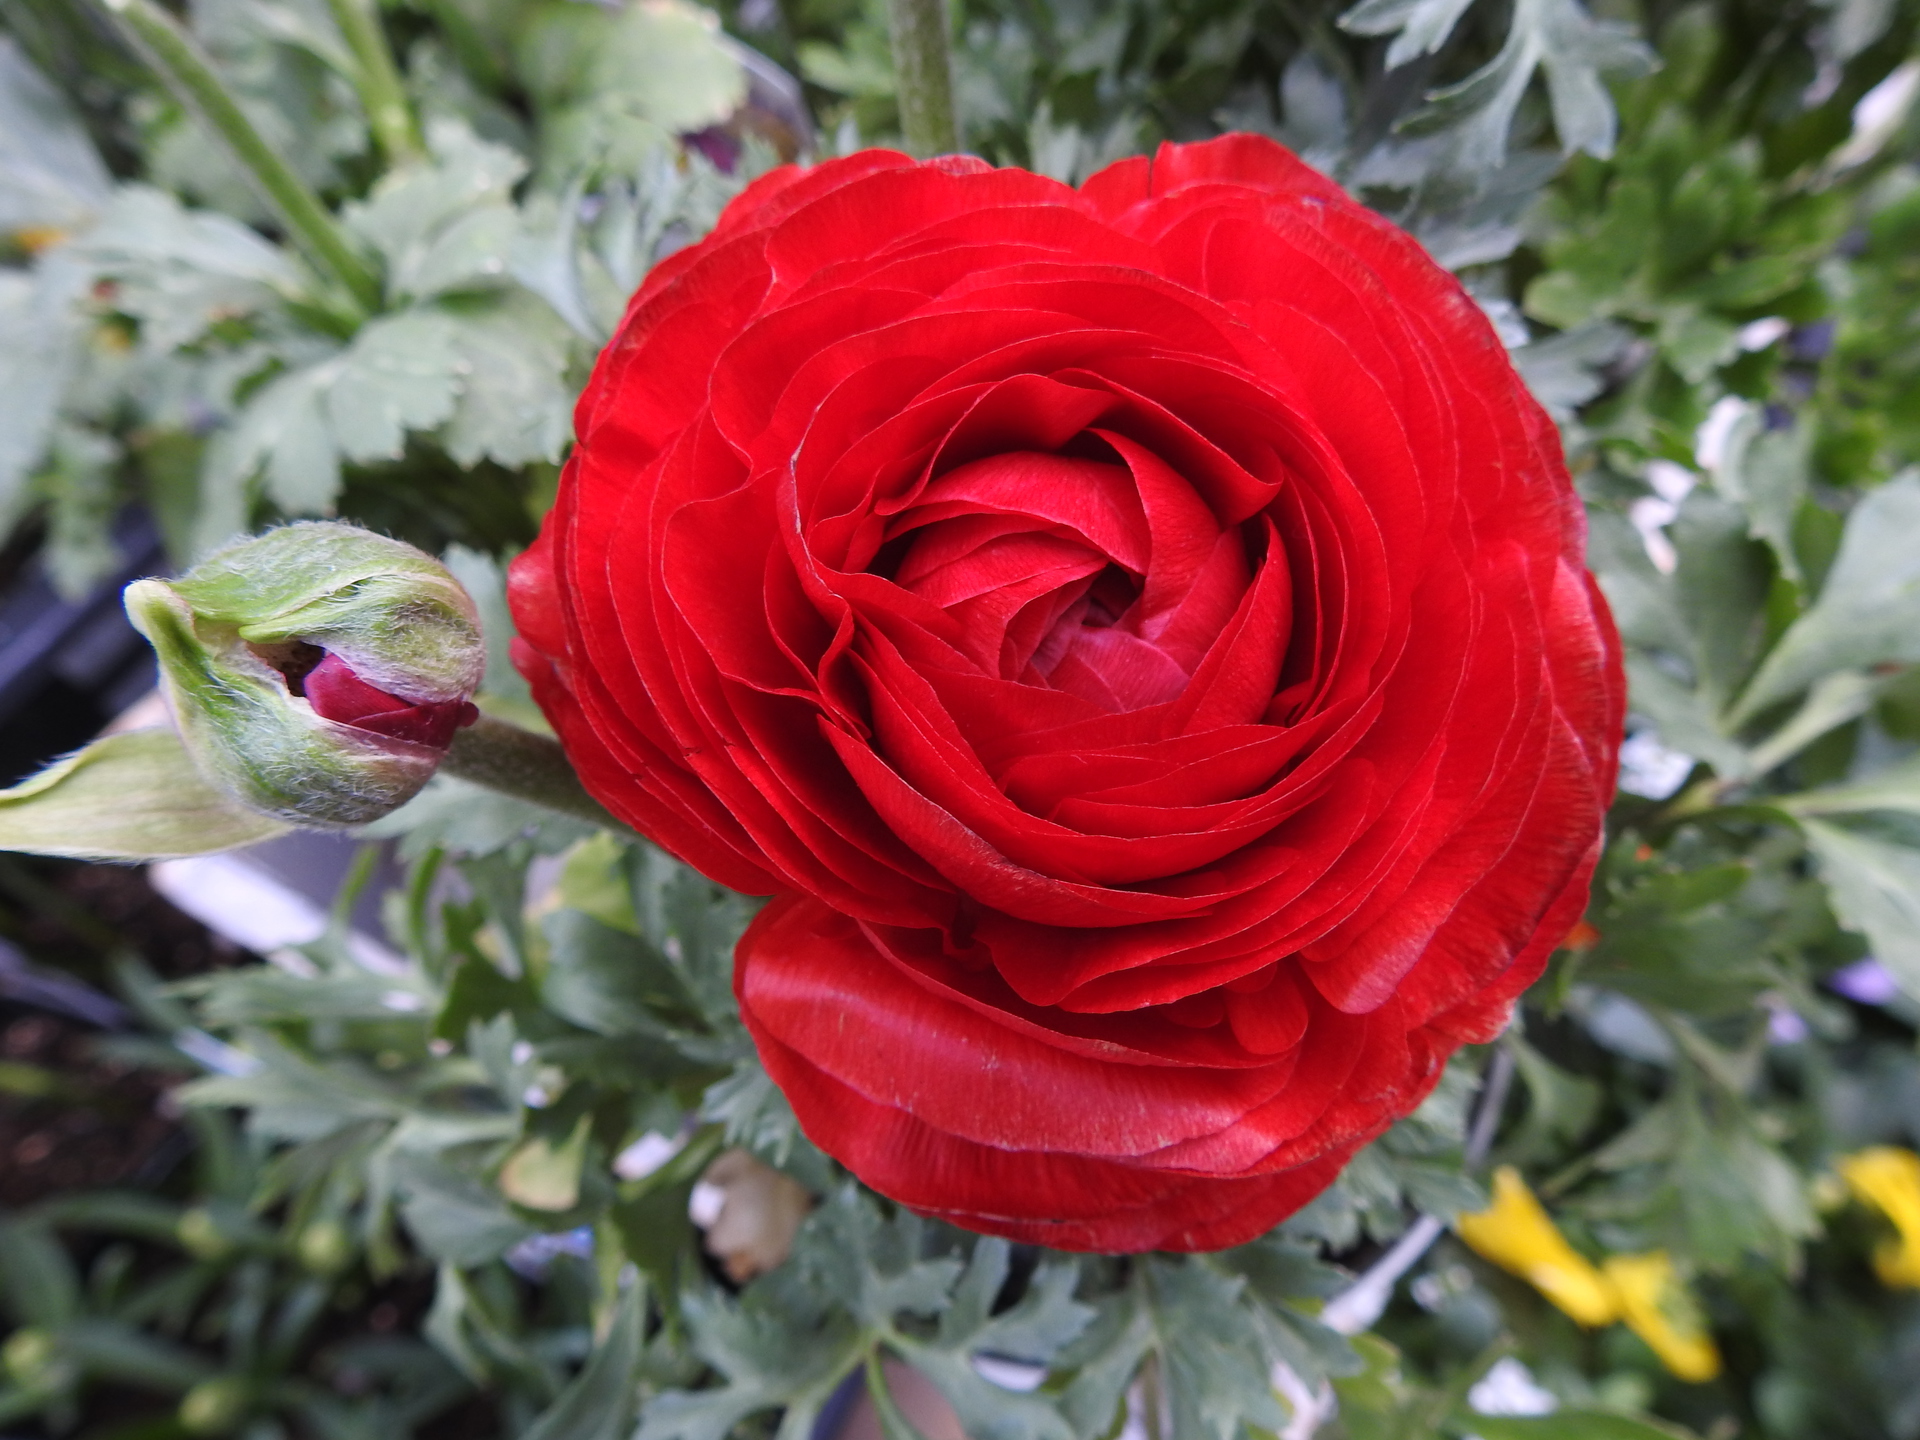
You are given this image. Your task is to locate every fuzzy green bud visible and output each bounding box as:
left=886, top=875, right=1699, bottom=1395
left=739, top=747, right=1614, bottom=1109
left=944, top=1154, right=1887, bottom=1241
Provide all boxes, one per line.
left=1, top=1328, right=60, bottom=1388
left=126, top=523, right=485, bottom=828
left=179, top=1376, right=252, bottom=1435
left=295, top=1218, right=354, bottom=1275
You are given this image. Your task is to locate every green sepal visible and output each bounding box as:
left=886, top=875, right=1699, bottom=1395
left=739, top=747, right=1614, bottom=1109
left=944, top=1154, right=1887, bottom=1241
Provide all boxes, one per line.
left=169, top=521, right=484, bottom=703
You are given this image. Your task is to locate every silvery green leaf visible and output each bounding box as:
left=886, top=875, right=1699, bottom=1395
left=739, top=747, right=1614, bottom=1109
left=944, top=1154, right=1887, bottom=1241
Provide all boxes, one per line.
left=0, top=37, right=112, bottom=235
left=360, top=772, right=591, bottom=859
left=0, top=260, right=86, bottom=520
left=205, top=362, right=339, bottom=518
left=890, top=1241, right=1088, bottom=1440
left=391, top=1152, right=534, bottom=1266
left=637, top=1277, right=861, bottom=1440
left=40, top=423, right=122, bottom=600
left=68, top=186, right=302, bottom=351
left=1512, top=321, right=1632, bottom=419
left=519, top=1285, right=644, bottom=1440
left=509, top=184, right=601, bottom=341
left=1741, top=670, right=1882, bottom=778
left=1277, top=53, right=1349, bottom=167
left=801, top=1187, right=961, bottom=1330
left=1470, top=1413, right=1701, bottom=1440
left=325, top=308, right=462, bottom=463
left=1671, top=493, right=1771, bottom=719
left=1712, top=409, right=1808, bottom=586
left=1732, top=471, right=1920, bottom=724
left=1778, top=750, right=1920, bottom=820
left=440, top=297, right=573, bottom=468
left=1536, top=0, right=1650, bottom=160
left=345, top=119, right=528, bottom=302
left=1339, top=0, right=1477, bottom=67
left=1827, top=0, right=1898, bottom=62
left=177, top=1031, right=400, bottom=1140
left=1416, top=0, right=1651, bottom=171
left=238, top=0, right=357, bottom=77
left=1624, top=655, right=1748, bottom=777
left=1798, top=820, right=1920, bottom=1003
left=522, top=0, right=746, bottom=183
left=151, top=0, right=369, bottom=215
left=1149, top=1259, right=1289, bottom=1440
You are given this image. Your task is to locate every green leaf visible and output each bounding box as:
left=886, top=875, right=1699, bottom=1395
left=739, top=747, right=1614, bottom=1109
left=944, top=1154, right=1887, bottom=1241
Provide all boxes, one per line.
left=1338, top=0, right=1477, bottom=68
left=325, top=308, right=462, bottom=463
left=892, top=1240, right=1088, bottom=1440
left=1417, top=0, right=1652, bottom=171
left=1742, top=670, right=1882, bottom=778
left=1671, top=492, right=1771, bottom=719
left=0, top=729, right=290, bottom=860
left=203, top=359, right=340, bottom=519
left=343, top=118, right=527, bottom=303
left=1712, top=403, right=1808, bottom=586
left=1732, top=472, right=1920, bottom=724
left=0, top=37, right=113, bottom=234
left=0, top=263, right=85, bottom=520
left=1777, top=749, right=1920, bottom=820
left=70, top=185, right=303, bottom=351
left=543, top=908, right=706, bottom=1038
left=1622, top=655, right=1747, bottom=777
left=519, top=1281, right=644, bottom=1440
left=1799, top=819, right=1920, bottom=1002
left=393, top=1152, right=533, bottom=1266
left=801, top=1188, right=961, bottom=1332
left=1467, top=1411, right=1701, bottom=1440
left=636, top=1278, right=861, bottom=1440
left=1061, top=1259, right=1285, bottom=1440
left=440, top=296, right=573, bottom=468
left=0, top=1220, right=80, bottom=1327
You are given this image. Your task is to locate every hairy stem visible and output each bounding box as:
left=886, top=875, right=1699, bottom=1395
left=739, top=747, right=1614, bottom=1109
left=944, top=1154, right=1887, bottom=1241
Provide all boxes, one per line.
left=321, top=0, right=423, bottom=164
left=886, top=0, right=957, bottom=157
left=98, top=0, right=383, bottom=313
left=441, top=715, right=624, bottom=832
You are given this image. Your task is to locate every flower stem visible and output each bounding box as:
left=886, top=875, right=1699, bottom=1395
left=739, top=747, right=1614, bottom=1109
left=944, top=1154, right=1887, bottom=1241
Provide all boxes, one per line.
left=885, top=0, right=956, bottom=157
left=441, top=715, right=625, bottom=832
left=97, top=0, right=383, bottom=314
left=321, top=0, right=423, bottom=164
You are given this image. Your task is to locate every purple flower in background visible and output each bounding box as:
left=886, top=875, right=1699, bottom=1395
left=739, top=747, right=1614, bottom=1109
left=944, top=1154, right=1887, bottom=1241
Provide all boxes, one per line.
left=1829, top=958, right=1901, bottom=1006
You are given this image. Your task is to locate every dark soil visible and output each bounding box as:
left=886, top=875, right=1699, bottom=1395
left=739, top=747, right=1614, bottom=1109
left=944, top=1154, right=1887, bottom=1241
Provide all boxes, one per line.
left=0, top=857, right=236, bottom=1209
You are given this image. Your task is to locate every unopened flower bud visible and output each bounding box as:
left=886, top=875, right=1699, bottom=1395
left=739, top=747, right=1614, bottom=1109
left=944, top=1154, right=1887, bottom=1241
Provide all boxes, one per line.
left=125, top=522, right=484, bottom=828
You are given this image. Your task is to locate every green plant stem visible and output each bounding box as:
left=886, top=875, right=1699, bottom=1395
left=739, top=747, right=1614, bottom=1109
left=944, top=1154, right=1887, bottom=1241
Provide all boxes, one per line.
left=885, top=0, right=957, bottom=157
left=321, top=0, right=423, bottom=164
left=98, top=0, right=382, bottom=314
left=441, top=715, right=624, bottom=832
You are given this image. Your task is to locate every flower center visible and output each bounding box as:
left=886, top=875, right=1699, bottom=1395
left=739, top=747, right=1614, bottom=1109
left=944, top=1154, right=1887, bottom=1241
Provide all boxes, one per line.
left=883, top=448, right=1250, bottom=712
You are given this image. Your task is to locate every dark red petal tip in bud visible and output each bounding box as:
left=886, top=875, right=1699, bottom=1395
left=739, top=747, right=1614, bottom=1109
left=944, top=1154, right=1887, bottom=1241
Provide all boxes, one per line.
left=302, top=652, right=480, bottom=751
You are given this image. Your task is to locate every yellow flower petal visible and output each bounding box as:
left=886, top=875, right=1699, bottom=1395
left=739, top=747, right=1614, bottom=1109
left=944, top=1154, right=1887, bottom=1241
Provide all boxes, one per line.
left=1839, top=1146, right=1920, bottom=1288
left=1603, top=1251, right=1721, bottom=1383
left=1455, top=1166, right=1621, bottom=1327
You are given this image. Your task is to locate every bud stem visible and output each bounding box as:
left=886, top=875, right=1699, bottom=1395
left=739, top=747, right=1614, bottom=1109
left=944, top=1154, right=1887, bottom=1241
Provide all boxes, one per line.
left=886, top=0, right=957, bottom=157
left=97, top=0, right=383, bottom=314
left=321, top=0, right=424, bottom=165
left=441, top=715, right=625, bottom=833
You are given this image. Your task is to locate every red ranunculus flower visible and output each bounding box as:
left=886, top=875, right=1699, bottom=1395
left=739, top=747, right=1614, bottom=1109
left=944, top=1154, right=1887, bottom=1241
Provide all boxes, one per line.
left=509, top=136, right=1624, bottom=1253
